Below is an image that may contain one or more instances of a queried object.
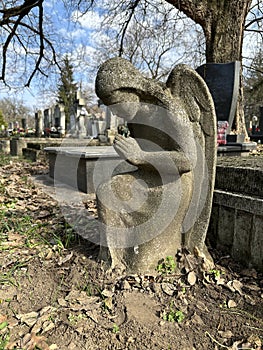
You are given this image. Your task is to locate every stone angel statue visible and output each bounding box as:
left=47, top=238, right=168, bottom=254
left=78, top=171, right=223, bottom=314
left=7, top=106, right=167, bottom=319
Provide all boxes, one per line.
left=95, top=57, right=217, bottom=274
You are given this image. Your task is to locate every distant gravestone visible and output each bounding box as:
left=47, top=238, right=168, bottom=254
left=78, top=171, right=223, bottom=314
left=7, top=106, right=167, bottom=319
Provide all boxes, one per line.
left=44, top=109, right=50, bottom=129
left=196, top=62, right=240, bottom=133
left=21, top=118, right=27, bottom=130
left=259, top=106, right=263, bottom=134
left=35, top=111, right=43, bottom=137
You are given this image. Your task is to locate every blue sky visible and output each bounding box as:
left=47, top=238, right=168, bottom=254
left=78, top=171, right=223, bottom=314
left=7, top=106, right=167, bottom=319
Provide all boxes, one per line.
left=0, top=0, right=261, bottom=112
left=0, top=0, right=102, bottom=110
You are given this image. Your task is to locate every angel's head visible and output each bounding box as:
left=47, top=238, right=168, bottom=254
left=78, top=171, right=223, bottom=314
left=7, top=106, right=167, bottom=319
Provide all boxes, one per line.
left=95, top=57, right=168, bottom=121
left=96, top=57, right=145, bottom=120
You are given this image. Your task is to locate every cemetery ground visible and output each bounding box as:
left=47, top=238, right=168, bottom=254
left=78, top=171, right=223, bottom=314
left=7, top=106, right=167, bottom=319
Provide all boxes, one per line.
left=0, top=154, right=262, bottom=350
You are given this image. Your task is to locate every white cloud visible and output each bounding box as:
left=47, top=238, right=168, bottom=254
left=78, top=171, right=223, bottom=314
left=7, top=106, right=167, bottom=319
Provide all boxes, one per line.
left=71, top=10, right=102, bottom=31
left=58, top=27, right=86, bottom=40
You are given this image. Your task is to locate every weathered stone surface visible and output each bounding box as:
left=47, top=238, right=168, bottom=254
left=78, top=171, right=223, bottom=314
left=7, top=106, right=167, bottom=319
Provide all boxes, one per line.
left=216, top=165, right=263, bottom=197
left=95, top=57, right=217, bottom=274
left=209, top=159, right=263, bottom=271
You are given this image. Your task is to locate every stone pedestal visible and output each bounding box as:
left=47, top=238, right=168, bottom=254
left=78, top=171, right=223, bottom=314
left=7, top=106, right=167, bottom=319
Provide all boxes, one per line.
left=209, top=163, right=263, bottom=271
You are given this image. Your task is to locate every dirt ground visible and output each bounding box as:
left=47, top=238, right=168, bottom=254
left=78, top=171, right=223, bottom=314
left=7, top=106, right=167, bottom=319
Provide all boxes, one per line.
left=0, top=153, right=262, bottom=350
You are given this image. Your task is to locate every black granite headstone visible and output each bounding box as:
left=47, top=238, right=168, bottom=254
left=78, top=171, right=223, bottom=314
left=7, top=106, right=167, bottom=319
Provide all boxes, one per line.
left=21, top=118, right=27, bottom=130
left=259, top=106, right=263, bottom=134
left=196, top=62, right=240, bottom=133
left=44, top=109, right=50, bottom=129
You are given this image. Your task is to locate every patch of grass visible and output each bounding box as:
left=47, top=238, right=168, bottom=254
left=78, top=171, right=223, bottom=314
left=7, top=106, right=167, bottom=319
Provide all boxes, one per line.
left=68, top=312, right=87, bottom=324
left=82, top=283, right=98, bottom=297
left=0, top=321, right=10, bottom=350
left=112, top=324, right=119, bottom=333
left=0, top=154, right=12, bottom=166
left=0, top=211, right=48, bottom=249
left=209, top=269, right=224, bottom=279
left=162, top=302, right=185, bottom=323
left=156, top=256, right=176, bottom=275
left=0, top=258, right=30, bottom=287
left=52, top=222, right=80, bottom=251
left=0, top=332, right=10, bottom=350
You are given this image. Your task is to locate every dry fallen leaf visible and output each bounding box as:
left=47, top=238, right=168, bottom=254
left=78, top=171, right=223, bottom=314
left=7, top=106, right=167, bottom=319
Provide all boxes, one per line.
left=245, top=284, right=261, bottom=292
left=0, top=314, right=8, bottom=323
left=161, top=283, right=175, bottom=296
left=21, top=333, right=50, bottom=350
left=232, top=280, right=243, bottom=294
left=58, top=251, right=74, bottom=266
left=247, top=334, right=262, bottom=348
left=190, top=313, right=204, bottom=325
left=103, top=297, right=113, bottom=310
left=215, top=277, right=225, bottom=285
left=226, top=280, right=243, bottom=295
left=218, top=330, right=233, bottom=339
left=17, top=311, right=39, bottom=327
left=65, top=290, right=99, bottom=311
left=187, top=271, right=197, bottom=286
left=227, top=300, right=237, bottom=308
left=101, top=289, right=114, bottom=298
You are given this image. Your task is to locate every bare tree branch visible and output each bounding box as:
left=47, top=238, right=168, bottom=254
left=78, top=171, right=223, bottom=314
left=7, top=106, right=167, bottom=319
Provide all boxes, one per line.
left=118, top=0, right=140, bottom=57
left=26, top=0, right=44, bottom=86
left=0, top=0, right=61, bottom=86
left=0, top=0, right=40, bottom=22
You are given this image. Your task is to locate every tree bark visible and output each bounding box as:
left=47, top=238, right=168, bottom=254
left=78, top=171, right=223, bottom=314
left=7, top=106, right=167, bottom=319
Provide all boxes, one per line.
left=166, top=0, right=253, bottom=134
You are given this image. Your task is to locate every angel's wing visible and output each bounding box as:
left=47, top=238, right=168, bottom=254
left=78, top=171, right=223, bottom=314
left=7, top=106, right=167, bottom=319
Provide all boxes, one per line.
left=166, top=64, right=217, bottom=256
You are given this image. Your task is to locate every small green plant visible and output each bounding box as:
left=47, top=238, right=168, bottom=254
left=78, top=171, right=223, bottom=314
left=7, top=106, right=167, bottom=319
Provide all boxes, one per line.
left=52, top=224, right=79, bottom=251
left=82, top=283, right=97, bottom=296
left=163, top=302, right=185, bottom=323
left=209, top=269, right=224, bottom=279
left=63, top=227, right=79, bottom=248
left=112, top=324, right=119, bottom=333
left=156, top=256, right=176, bottom=274
left=68, top=312, right=86, bottom=324
left=0, top=258, right=29, bottom=287
left=0, top=322, right=10, bottom=349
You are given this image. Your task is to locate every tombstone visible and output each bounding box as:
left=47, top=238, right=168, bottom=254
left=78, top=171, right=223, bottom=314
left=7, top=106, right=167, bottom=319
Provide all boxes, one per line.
left=8, top=122, right=14, bottom=130
left=44, top=109, right=50, bottom=129
left=52, top=104, right=66, bottom=136
left=77, top=107, right=87, bottom=138
left=259, top=106, right=263, bottom=134
left=92, top=120, right=99, bottom=138
left=35, top=110, right=43, bottom=137
left=87, top=118, right=93, bottom=137
left=70, top=114, right=76, bottom=132
left=54, top=118, right=60, bottom=128
left=97, top=120, right=107, bottom=142
left=95, top=57, right=217, bottom=274
left=59, top=107, right=66, bottom=136
left=105, top=105, right=112, bottom=129
left=21, top=118, right=27, bottom=130
left=196, top=61, right=240, bottom=134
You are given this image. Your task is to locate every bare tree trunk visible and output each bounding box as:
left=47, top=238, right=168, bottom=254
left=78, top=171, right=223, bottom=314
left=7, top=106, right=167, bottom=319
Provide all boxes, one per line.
left=237, top=71, right=249, bottom=136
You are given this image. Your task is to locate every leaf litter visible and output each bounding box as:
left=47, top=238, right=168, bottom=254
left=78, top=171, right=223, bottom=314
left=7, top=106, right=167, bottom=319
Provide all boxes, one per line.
left=0, top=156, right=262, bottom=349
